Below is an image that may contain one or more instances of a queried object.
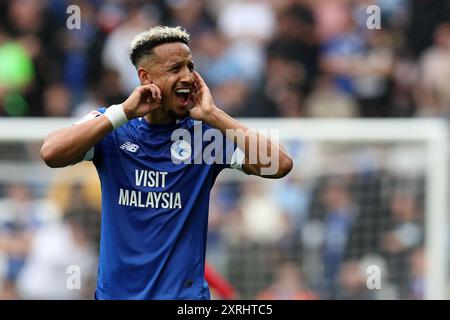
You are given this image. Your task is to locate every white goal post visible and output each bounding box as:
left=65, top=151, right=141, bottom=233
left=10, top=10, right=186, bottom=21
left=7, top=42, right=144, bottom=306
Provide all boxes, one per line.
left=0, top=118, right=448, bottom=300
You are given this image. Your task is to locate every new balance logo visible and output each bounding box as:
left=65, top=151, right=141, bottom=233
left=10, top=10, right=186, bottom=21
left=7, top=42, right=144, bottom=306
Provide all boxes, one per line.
left=120, top=141, right=139, bottom=153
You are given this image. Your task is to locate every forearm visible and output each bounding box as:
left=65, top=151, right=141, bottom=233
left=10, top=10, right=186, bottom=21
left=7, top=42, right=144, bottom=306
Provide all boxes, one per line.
left=205, top=109, right=293, bottom=177
left=206, top=109, right=261, bottom=154
left=41, top=84, right=161, bottom=168
left=40, top=115, right=113, bottom=168
left=189, top=71, right=292, bottom=177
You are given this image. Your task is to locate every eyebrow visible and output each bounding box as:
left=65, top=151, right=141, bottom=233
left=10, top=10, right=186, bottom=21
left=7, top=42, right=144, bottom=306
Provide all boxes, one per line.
left=166, top=59, right=195, bottom=69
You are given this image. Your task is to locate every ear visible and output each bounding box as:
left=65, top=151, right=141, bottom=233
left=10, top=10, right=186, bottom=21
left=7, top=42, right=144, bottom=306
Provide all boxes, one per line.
left=138, top=67, right=152, bottom=85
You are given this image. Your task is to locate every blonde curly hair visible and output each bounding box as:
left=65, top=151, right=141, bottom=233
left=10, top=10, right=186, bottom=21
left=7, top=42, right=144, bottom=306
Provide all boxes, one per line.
left=129, top=25, right=190, bottom=67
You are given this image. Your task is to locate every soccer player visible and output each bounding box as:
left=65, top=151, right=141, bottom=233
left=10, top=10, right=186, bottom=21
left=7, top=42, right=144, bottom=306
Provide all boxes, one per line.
left=40, top=26, right=293, bottom=300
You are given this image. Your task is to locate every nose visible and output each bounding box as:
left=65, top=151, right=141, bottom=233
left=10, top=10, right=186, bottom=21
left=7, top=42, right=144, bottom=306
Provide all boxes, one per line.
left=179, top=67, right=194, bottom=85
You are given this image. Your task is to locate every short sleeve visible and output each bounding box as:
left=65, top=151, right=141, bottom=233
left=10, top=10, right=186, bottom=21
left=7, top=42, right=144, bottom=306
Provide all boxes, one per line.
left=72, top=107, right=106, bottom=162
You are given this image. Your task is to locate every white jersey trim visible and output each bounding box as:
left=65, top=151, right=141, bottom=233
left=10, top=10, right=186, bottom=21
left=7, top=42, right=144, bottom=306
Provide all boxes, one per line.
left=73, top=110, right=103, bottom=162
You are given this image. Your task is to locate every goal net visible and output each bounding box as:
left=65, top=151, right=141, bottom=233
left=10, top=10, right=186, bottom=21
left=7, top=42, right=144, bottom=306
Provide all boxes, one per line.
left=210, top=119, right=449, bottom=300
left=0, top=118, right=447, bottom=300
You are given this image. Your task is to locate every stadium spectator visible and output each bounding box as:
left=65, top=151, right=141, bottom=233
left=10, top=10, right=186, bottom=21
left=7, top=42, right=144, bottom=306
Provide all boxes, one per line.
left=0, top=184, right=59, bottom=298
left=337, top=259, right=375, bottom=300
left=267, top=2, right=319, bottom=93
left=42, top=83, right=72, bottom=117
left=0, top=0, right=447, bottom=121
left=218, top=0, right=275, bottom=45
left=381, top=191, right=423, bottom=299
left=408, top=247, right=425, bottom=300
left=320, top=180, right=358, bottom=299
left=305, top=75, right=359, bottom=118
left=101, top=2, right=158, bottom=94
left=256, top=261, right=319, bottom=300
left=165, top=0, right=215, bottom=41
left=16, top=205, right=98, bottom=299
left=415, top=22, right=450, bottom=118
left=244, top=54, right=305, bottom=118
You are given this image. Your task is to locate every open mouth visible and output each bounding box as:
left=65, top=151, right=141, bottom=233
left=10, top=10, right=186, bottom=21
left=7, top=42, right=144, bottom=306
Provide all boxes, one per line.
left=175, top=88, right=191, bottom=106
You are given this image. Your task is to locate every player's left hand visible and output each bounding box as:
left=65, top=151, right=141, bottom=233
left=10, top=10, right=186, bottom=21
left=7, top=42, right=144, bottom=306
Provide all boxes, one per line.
left=189, top=71, right=219, bottom=122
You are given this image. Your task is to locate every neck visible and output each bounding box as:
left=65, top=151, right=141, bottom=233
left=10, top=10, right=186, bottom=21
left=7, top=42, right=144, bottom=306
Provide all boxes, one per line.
left=143, top=108, right=176, bottom=125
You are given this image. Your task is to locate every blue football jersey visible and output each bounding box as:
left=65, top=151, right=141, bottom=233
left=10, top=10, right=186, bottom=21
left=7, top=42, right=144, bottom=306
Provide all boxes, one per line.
left=80, top=107, right=243, bottom=300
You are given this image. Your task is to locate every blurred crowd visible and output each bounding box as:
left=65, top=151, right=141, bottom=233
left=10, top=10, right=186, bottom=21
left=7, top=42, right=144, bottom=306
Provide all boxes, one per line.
left=0, top=163, right=101, bottom=299
left=0, top=146, right=427, bottom=300
left=0, top=0, right=449, bottom=119
left=0, top=0, right=448, bottom=300
left=208, top=164, right=426, bottom=299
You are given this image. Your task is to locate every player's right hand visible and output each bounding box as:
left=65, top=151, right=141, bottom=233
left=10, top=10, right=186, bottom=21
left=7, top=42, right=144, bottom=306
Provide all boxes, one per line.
left=122, top=84, right=162, bottom=119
